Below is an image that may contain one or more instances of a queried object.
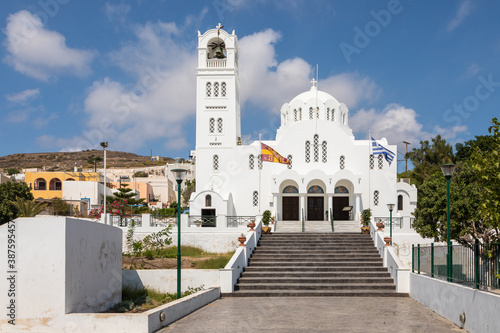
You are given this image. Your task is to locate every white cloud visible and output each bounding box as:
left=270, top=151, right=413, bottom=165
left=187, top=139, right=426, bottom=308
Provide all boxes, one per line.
left=446, top=0, right=473, bottom=32
left=434, top=125, right=468, bottom=141
left=239, top=29, right=379, bottom=111
left=104, top=3, right=130, bottom=25
left=6, top=88, right=39, bottom=105
left=462, top=63, right=480, bottom=78
left=3, top=10, right=96, bottom=81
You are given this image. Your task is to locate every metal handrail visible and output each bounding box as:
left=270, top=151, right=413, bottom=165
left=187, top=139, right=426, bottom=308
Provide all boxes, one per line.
left=330, top=208, right=334, bottom=232
left=301, top=209, right=305, bottom=232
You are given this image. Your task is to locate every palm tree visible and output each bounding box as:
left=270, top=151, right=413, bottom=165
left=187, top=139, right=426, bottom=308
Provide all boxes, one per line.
left=12, top=197, right=47, bottom=217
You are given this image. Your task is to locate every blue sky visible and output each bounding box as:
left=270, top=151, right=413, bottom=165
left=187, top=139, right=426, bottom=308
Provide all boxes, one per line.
left=1, top=0, right=499, bottom=173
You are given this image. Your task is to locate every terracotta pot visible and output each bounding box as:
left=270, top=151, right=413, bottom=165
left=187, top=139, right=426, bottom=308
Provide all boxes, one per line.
left=262, top=226, right=271, bottom=234
left=238, top=236, right=246, bottom=246
left=384, top=236, right=392, bottom=246
left=376, top=222, right=385, bottom=231
left=248, top=221, right=256, bottom=231
left=361, top=226, right=370, bottom=234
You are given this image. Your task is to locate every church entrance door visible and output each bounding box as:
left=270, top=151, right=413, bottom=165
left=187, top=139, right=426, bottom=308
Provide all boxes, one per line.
left=307, top=197, right=324, bottom=221
left=333, top=197, right=350, bottom=220
left=282, top=197, right=299, bottom=221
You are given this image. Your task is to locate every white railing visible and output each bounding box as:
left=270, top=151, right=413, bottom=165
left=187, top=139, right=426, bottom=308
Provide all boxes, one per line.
left=206, top=59, right=226, bottom=68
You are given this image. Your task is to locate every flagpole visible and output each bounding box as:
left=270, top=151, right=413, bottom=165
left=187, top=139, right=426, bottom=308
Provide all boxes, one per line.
left=368, top=130, right=371, bottom=212
left=259, top=134, right=262, bottom=214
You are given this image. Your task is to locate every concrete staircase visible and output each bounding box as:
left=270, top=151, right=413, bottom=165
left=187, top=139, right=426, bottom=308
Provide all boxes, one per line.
left=274, top=220, right=360, bottom=233
left=223, top=233, right=407, bottom=297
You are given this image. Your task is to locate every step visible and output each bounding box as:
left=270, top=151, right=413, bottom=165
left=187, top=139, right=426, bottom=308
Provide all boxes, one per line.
left=249, top=258, right=382, bottom=264
left=244, top=266, right=388, bottom=272
left=240, top=271, right=392, bottom=278
left=236, top=283, right=396, bottom=291
left=223, top=290, right=408, bottom=297
left=238, top=277, right=395, bottom=284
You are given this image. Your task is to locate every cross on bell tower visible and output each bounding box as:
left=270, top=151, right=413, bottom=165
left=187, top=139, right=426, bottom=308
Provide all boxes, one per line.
left=310, top=78, right=318, bottom=87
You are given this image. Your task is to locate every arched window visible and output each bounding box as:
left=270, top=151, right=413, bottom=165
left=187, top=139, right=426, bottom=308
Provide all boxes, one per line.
left=206, top=82, right=211, bottom=97
left=34, top=178, right=46, bottom=190
left=253, top=191, right=259, bottom=207
left=66, top=178, right=75, bottom=181
left=214, top=82, right=219, bottom=97
left=249, top=154, right=254, bottom=170
left=305, top=141, right=310, bottom=163
left=313, top=134, right=319, bottom=162
left=398, top=195, right=403, bottom=211
left=49, top=178, right=62, bottom=191
left=217, top=118, right=223, bottom=133
left=287, top=154, right=292, bottom=169
left=307, top=185, right=324, bottom=193
left=340, top=155, right=345, bottom=170
left=209, top=118, right=215, bottom=133
left=378, top=155, right=384, bottom=169
left=374, top=190, right=379, bottom=206
left=283, top=185, right=298, bottom=193
left=334, top=186, right=349, bottom=194
left=213, top=155, right=219, bottom=171
left=221, top=82, right=226, bottom=97
left=342, top=113, right=346, bottom=124
left=322, top=141, right=327, bottom=163
left=205, top=195, right=212, bottom=207
left=370, top=154, right=374, bottom=170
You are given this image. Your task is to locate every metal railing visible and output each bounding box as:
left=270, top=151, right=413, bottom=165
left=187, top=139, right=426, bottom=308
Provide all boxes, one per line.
left=151, top=215, right=176, bottom=227
left=226, top=216, right=255, bottom=227
left=412, top=241, right=500, bottom=290
left=110, top=214, right=142, bottom=227
left=189, top=215, right=217, bottom=227
left=374, top=216, right=403, bottom=229
left=301, top=209, right=305, bottom=232
left=330, top=208, right=334, bottom=232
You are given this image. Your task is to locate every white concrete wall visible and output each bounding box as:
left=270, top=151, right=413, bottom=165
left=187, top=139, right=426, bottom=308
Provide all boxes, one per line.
left=0, top=217, right=122, bottom=332
left=122, top=269, right=219, bottom=293
left=410, top=274, right=500, bottom=332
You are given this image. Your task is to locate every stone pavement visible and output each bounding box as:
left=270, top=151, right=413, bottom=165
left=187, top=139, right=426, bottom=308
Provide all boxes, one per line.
left=157, top=297, right=464, bottom=333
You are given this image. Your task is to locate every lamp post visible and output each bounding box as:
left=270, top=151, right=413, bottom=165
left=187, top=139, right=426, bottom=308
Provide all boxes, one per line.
left=100, top=142, right=108, bottom=224
left=387, top=203, right=395, bottom=245
left=171, top=164, right=187, bottom=299
left=441, top=163, right=456, bottom=282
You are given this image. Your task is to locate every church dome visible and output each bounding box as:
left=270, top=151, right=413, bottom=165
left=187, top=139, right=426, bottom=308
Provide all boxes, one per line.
left=280, top=82, right=350, bottom=129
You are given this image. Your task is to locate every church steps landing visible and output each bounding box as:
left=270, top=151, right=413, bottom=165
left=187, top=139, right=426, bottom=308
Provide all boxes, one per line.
left=223, top=233, right=407, bottom=297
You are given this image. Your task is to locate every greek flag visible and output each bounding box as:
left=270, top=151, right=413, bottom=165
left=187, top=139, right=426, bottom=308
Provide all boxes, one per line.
left=371, top=137, right=395, bottom=166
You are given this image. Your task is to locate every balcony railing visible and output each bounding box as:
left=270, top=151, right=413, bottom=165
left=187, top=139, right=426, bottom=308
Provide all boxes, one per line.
left=151, top=215, right=176, bottom=227
left=226, top=216, right=255, bottom=227
left=374, top=216, right=403, bottom=228
left=189, top=215, right=216, bottom=227
left=110, top=214, right=142, bottom=227
left=206, top=59, right=226, bottom=68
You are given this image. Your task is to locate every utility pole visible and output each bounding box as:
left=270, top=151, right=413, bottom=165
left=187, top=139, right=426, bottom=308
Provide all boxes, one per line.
left=402, top=141, right=411, bottom=172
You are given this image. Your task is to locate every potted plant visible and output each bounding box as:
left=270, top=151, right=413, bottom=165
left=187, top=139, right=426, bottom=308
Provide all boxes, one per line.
left=360, top=209, right=371, bottom=234
left=261, top=210, right=271, bottom=234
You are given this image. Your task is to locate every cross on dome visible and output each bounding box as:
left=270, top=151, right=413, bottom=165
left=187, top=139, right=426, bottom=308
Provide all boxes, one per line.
left=310, top=78, right=318, bottom=87
left=216, top=23, right=223, bottom=30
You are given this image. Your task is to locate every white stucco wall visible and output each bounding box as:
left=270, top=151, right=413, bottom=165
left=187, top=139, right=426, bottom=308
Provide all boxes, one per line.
left=410, top=274, right=500, bottom=332
left=0, top=217, right=122, bottom=332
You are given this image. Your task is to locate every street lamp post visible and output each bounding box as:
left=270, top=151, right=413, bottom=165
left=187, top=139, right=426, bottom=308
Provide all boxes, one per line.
left=387, top=203, right=395, bottom=245
left=100, top=142, right=108, bottom=225
left=171, top=164, right=187, bottom=299
left=441, top=163, right=456, bottom=282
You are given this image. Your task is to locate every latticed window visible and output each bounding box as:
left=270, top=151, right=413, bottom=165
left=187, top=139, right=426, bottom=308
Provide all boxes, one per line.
left=258, top=154, right=262, bottom=170
left=332, top=109, right=335, bottom=121
left=322, top=141, right=327, bottom=163
left=249, top=155, right=254, bottom=170
left=340, top=155, right=345, bottom=170
left=206, top=82, right=211, bottom=97
left=370, top=154, right=374, bottom=169
left=326, top=108, right=330, bottom=120
left=214, top=82, right=219, bottom=97
left=299, top=108, right=302, bottom=120
left=315, top=107, right=319, bottom=118
left=287, top=155, right=292, bottom=169
left=309, top=107, right=313, bottom=119
left=374, top=190, right=379, bottom=206
left=217, top=118, right=223, bottom=133
left=294, top=109, right=298, bottom=122
left=209, top=118, right=215, bottom=133
left=253, top=191, right=258, bottom=207
left=305, top=141, right=310, bottom=163
left=313, top=134, right=319, bottom=162
left=378, top=155, right=384, bottom=169
left=213, top=155, right=219, bottom=171
left=221, top=82, right=226, bottom=97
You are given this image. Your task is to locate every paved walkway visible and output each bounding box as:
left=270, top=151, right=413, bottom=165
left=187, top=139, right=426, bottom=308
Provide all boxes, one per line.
left=157, top=297, right=464, bottom=333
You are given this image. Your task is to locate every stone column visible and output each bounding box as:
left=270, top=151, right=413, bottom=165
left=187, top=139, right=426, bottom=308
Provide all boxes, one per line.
left=327, top=194, right=333, bottom=220
left=273, top=194, right=278, bottom=220
left=300, top=194, right=306, bottom=220
left=355, top=193, right=361, bottom=222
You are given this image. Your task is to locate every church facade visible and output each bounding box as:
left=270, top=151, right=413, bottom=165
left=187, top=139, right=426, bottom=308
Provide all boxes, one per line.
left=189, top=26, right=416, bottom=225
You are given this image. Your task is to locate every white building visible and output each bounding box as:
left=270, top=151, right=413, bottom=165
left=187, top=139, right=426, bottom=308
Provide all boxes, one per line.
left=190, top=26, right=416, bottom=225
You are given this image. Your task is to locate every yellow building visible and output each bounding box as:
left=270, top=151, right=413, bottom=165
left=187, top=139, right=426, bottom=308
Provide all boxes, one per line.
left=25, top=171, right=100, bottom=200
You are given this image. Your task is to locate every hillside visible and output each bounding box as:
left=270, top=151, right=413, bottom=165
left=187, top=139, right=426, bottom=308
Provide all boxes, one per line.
left=0, top=150, right=175, bottom=172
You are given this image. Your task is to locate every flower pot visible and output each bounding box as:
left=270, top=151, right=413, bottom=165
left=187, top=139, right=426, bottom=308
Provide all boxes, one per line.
left=262, top=226, right=271, bottom=234
left=376, top=222, right=385, bottom=231
left=361, top=226, right=370, bottom=234
left=248, top=221, right=256, bottom=231
left=238, top=235, right=246, bottom=246
left=384, top=237, right=392, bottom=246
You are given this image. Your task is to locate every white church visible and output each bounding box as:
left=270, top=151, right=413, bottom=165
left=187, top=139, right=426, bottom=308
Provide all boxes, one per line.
left=189, top=25, right=417, bottom=227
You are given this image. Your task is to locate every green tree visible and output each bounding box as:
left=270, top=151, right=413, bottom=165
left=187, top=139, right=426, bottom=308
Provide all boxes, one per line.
left=0, top=181, right=34, bottom=225
left=6, top=168, right=20, bottom=175
left=87, top=156, right=102, bottom=172
left=181, top=179, right=195, bottom=206
left=51, top=198, right=71, bottom=216
left=405, top=135, right=454, bottom=186
left=455, top=134, right=496, bottom=161
left=11, top=198, right=46, bottom=217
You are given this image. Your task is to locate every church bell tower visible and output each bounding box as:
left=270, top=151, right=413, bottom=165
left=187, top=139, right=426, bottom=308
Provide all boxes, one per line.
left=196, top=24, right=241, bottom=148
